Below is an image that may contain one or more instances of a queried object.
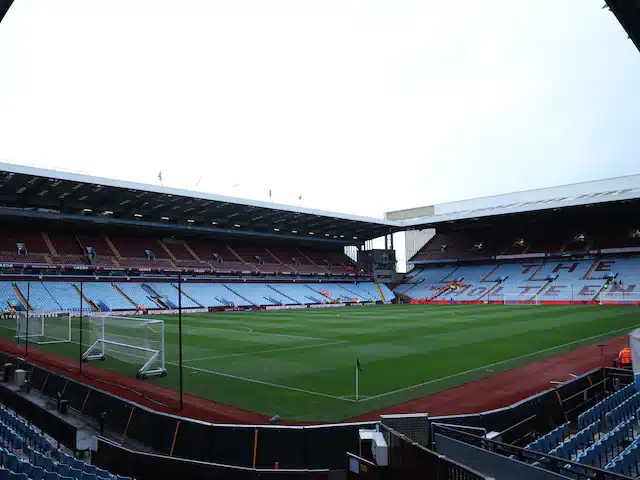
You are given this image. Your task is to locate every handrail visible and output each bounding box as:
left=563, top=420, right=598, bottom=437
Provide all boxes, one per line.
left=432, top=425, right=633, bottom=480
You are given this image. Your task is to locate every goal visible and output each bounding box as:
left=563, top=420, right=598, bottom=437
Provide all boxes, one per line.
left=82, top=315, right=166, bottom=378
left=500, top=294, right=540, bottom=305
left=16, top=312, right=72, bottom=345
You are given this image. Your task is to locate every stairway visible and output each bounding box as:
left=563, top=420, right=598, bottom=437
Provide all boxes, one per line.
left=183, top=242, right=201, bottom=261
left=583, top=259, right=600, bottom=280
left=440, top=266, right=461, bottom=283
left=223, top=284, right=257, bottom=306
left=226, top=246, right=259, bottom=273
left=528, top=264, right=545, bottom=281
left=43, top=254, right=53, bottom=265
left=41, top=232, right=57, bottom=256
left=297, top=248, right=319, bottom=266
left=111, top=284, right=137, bottom=308
left=72, top=284, right=99, bottom=312
left=481, top=265, right=500, bottom=282
left=158, top=240, right=178, bottom=262
left=594, top=283, right=609, bottom=304
left=338, top=284, right=366, bottom=301
left=266, top=285, right=300, bottom=304
left=154, top=297, right=170, bottom=309
left=265, top=248, right=285, bottom=265
left=374, top=282, right=386, bottom=303
left=477, top=283, right=502, bottom=302
left=304, top=284, right=332, bottom=301
left=172, top=284, right=203, bottom=308
left=105, top=236, right=122, bottom=259
left=12, top=283, right=31, bottom=311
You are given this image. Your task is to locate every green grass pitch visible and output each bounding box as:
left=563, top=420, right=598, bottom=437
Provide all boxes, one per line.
left=3, top=304, right=639, bottom=422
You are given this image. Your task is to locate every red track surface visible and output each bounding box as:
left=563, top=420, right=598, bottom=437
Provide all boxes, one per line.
left=0, top=335, right=629, bottom=425
left=349, top=335, right=629, bottom=422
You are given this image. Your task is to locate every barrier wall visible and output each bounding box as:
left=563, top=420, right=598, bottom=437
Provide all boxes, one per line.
left=94, top=437, right=330, bottom=480
left=0, top=351, right=374, bottom=470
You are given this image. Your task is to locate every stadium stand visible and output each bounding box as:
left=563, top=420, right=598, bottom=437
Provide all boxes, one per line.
left=0, top=280, right=393, bottom=312
left=0, top=404, right=130, bottom=480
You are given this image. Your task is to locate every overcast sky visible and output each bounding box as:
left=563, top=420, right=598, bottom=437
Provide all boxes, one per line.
left=0, top=0, right=639, bottom=222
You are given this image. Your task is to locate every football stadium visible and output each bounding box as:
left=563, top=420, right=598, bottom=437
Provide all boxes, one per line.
left=1, top=1, right=640, bottom=479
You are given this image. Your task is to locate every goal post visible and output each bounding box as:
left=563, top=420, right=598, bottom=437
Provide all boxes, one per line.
left=16, top=311, right=72, bottom=345
left=501, top=294, right=540, bottom=305
left=82, top=315, right=166, bottom=378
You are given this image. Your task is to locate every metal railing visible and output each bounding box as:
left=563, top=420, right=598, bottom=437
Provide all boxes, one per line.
left=381, top=424, right=492, bottom=480
left=432, top=425, right=633, bottom=480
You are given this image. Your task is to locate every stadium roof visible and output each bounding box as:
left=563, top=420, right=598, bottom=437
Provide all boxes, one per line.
left=606, top=0, right=640, bottom=52
left=0, top=162, right=397, bottom=243
left=387, top=173, right=640, bottom=228
left=0, top=0, right=13, bottom=24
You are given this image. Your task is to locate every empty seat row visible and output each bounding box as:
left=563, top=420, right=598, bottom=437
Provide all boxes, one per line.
left=578, top=383, right=636, bottom=429
left=548, top=420, right=599, bottom=460
left=525, top=422, right=569, bottom=453
left=605, top=391, right=640, bottom=428
left=0, top=410, right=53, bottom=455
left=574, top=417, right=634, bottom=468
left=604, top=436, right=640, bottom=477
left=0, top=404, right=131, bottom=480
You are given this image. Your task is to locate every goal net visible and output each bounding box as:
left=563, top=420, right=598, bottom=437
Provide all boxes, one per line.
left=82, top=315, right=166, bottom=378
left=16, top=312, right=72, bottom=345
left=500, top=294, right=540, bottom=305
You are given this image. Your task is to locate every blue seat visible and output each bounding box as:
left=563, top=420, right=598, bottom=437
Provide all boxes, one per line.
left=9, top=472, right=28, bottom=480
left=57, top=464, right=70, bottom=476
left=43, top=456, right=54, bottom=472
left=43, top=471, right=58, bottom=480
left=30, top=465, right=44, bottom=480
left=0, top=468, right=8, bottom=480
left=82, top=474, right=97, bottom=480
left=96, top=467, right=111, bottom=479
left=5, top=454, right=17, bottom=472
left=82, top=464, right=97, bottom=475
left=69, top=466, right=83, bottom=480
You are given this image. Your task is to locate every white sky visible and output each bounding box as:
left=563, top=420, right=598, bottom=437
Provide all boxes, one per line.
left=0, top=1, right=639, bottom=270
left=0, top=0, right=640, bottom=216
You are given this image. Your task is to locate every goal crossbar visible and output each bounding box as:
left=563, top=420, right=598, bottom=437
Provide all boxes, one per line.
left=15, top=312, right=72, bottom=345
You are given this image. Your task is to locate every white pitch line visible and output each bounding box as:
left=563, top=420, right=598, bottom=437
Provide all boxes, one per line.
left=167, top=361, right=356, bottom=402
left=183, top=339, right=349, bottom=363
left=362, top=324, right=639, bottom=402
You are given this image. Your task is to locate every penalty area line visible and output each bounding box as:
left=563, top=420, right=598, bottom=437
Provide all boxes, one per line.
left=362, top=323, right=640, bottom=402
left=167, top=361, right=356, bottom=402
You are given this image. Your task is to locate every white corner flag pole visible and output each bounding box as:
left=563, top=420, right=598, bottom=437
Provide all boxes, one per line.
left=356, top=360, right=359, bottom=402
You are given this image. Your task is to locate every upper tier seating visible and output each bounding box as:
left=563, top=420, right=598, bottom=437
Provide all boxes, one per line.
left=187, top=240, right=249, bottom=273
left=0, top=232, right=48, bottom=254
left=0, top=230, right=361, bottom=277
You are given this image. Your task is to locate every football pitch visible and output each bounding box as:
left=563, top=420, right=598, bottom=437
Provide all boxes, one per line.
left=2, top=304, right=639, bottom=422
